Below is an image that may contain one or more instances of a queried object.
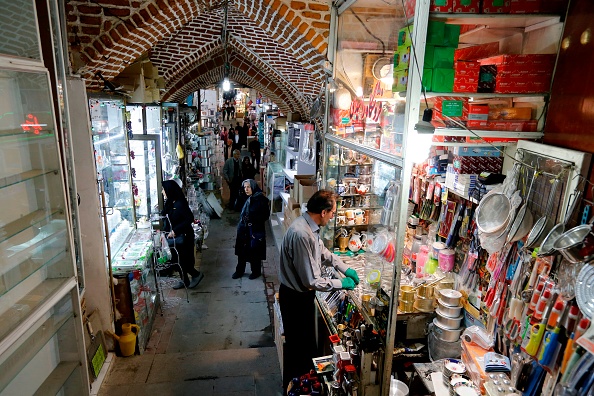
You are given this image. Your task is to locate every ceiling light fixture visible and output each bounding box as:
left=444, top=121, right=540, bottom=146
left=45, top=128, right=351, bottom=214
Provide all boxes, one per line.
left=223, top=77, right=230, bottom=92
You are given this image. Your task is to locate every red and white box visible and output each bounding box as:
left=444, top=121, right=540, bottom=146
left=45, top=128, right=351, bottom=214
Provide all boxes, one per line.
left=466, top=120, right=538, bottom=131
left=455, top=42, right=500, bottom=61
left=479, top=54, right=556, bottom=66
left=430, top=0, right=453, bottom=12
left=481, top=0, right=511, bottom=13
left=452, top=156, right=503, bottom=174
left=431, top=97, right=469, bottom=124
left=468, top=105, right=489, bottom=121
left=453, top=82, right=478, bottom=93
left=455, top=61, right=481, bottom=76
left=453, top=0, right=480, bottom=12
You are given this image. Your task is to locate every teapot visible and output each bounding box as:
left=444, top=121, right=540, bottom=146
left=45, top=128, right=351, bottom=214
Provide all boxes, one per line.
left=356, top=184, right=370, bottom=195
left=349, top=232, right=363, bottom=252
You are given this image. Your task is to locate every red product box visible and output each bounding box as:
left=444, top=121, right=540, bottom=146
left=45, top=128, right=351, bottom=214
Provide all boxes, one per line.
left=466, top=136, right=521, bottom=144
left=482, top=0, right=511, bottom=13
left=454, top=75, right=480, bottom=84
left=403, top=0, right=417, bottom=16
left=453, top=82, right=479, bottom=93
left=466, top=120, right=538, bottom=131
left=453, top=0, right=480, bottom=12
left=455, top=42, right=500, bottom=61
left=455, top=61, right=481, bottom=74
left=479, top=54, right=556, bottom=66
left=452, top=156, right=503, bottom=174
left=510, top=0, right=541, bottom=13
left=495, top=63, right=555, bottom=76
left=430, top=0, right=453, bottom=12
left=468, top=105, right=489, bottom=121
left=494, top=81, right=550, bottom=93
left=432, top=97, right=469, bottom=123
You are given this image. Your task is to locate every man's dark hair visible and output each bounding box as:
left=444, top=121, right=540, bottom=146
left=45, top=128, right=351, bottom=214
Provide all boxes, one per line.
left=306, top=189, right=337, bottom=214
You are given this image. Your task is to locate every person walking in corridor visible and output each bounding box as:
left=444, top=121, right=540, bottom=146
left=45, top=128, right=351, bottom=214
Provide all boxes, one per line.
left=161, top=180, right=204, bottom=289
left=223, top=149, right=243, bottom=210
left=278, top=190, right=360, bottom=389
left=232, top=179, right=270, bottom=279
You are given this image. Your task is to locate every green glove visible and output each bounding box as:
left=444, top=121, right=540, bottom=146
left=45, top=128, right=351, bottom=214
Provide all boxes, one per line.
left=341, top=277, right=356, bottom=290
left=345, top=268, right=360, bottom=285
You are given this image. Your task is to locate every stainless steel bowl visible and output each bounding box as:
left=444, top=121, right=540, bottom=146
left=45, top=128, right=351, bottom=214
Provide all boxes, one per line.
left=476, top=193, right=512, bottom=234
left=553, top=225, right=592, bottom=263
left=438, top=289, right=462, bottom=307
left=199, top=157, right=211, bottom=167
left=432, top=318, right=463, bottom=342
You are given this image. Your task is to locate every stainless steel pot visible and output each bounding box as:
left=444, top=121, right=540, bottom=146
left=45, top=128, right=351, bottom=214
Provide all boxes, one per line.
left=433, top=318, right=463, bottom=340
left=199, top=157, right=211, bottom=167
left=198, top=145, right=210, bottom=150
left=199, top=149, right=212, bottom=157
left=553, top=224, right=592, bottom=263
left=438, top=289, right=462, bottom=307
left=437, top=299, right=462, bottom=317
left=198, top=137, right=209, bottom=146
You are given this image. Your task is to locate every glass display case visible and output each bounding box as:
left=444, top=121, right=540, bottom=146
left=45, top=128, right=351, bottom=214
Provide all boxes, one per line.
left=90, top=97, right=135, bottom=259
left=129, top=135, right=163, bottom=224
left=0, top=0, right=88, bottom=389
left=161, top=103, right=179, bottom=180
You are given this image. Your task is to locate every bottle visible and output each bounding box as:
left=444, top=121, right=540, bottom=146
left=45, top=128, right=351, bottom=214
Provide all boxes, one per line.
left=574, top=318, right=591, bottom=343
left=528, top=283, right=544, bottom=312
left=546, top=301, right=564, bottom=330
left=565, top=305, right=580, bottom=335
left=533, top=289, right=551, bottom=321
left=416, top=245, right=429, bottom=277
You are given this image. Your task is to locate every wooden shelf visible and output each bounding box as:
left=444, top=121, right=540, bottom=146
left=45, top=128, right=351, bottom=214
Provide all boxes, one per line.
left=0, top=169, right=58, bottom=189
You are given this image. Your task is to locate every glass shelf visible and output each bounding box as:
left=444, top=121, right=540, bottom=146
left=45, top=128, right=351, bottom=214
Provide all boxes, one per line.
left=0, top=129, right=55, bottom=139
left=429, top=13, right=561, bottom=29
left=0, top=209, right=63, bottom=245
left=0, top=169, right=58, bottom=189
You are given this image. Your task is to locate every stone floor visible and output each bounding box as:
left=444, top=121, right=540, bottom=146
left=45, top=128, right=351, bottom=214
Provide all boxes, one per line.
left=98, top=138, right=284, bottom=395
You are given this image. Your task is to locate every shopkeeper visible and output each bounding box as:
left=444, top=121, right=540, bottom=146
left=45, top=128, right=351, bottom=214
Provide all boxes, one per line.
left=278, top=190, right=360, bottom=389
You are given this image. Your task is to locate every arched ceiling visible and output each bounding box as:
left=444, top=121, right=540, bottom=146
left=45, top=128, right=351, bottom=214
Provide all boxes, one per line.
left=66, top=0, right=332, bottom=116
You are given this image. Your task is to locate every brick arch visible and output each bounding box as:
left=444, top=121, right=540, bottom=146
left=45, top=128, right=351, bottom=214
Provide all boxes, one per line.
left=162, top=50, right=302, bottom=115
left=67, top=0, right=330, bottom=112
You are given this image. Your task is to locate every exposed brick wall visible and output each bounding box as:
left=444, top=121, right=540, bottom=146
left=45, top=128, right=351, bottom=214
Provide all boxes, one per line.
left=66, top=0, right=330, bottom=114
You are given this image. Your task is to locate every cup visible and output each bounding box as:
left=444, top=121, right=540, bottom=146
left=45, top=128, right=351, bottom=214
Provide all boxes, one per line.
left=349, top=183, right=357, bottom=194
left=345, top=209, right=355, bottom=218
left=438, top=249, right=456, bottom=272
left=355, top=215, right=364, bottom=225
left=347, top=218, right=356, bottom=226
left=336, top=215, right=346, bottom=226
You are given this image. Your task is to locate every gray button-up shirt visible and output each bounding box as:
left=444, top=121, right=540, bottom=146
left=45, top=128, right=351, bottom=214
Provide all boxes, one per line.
left=279, top=212, right=349, bottom=292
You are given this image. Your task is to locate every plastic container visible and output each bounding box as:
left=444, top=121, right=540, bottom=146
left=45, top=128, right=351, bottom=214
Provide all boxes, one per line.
left=425, top=256, right=439, bottom=274
left=416, top=245, right=430, bottom=277
left=438, top=248, right=456, bottom=272
left=432, top=241, right=447, bottom=258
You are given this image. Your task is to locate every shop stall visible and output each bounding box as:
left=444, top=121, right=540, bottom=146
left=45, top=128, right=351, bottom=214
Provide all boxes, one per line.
left=275, top=1, right=594, bottom=396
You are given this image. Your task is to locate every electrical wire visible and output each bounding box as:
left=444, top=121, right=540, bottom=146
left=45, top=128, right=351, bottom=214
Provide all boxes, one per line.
left=349, top=9, right=386, bottom=55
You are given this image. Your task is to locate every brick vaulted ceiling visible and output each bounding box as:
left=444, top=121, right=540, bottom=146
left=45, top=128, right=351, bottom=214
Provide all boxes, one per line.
left=66, top=0, right=332, bottom=115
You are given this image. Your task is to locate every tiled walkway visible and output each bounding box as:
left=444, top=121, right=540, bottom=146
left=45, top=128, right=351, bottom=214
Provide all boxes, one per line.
left=99, top=122, right=283, bottom=395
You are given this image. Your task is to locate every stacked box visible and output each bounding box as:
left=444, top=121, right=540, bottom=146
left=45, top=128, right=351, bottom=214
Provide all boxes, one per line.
left=455, top=42, right=500, bottom=62
left=394, top=25, right=413, bottom=92
left=482, top=0, right=511, bottom=13
left=478, top=54, right=555, bottom=94
left=430, top=0, right=453, bottom=12
left=466, top=120, right=538, bottom=131
left=454, top=61, right=480, bottom=92
left=432, top=97, right=469, bottom=125
left=452, top=156, right=503, bottom=174
left=453, top=0, right=480, bottom=12
left=445, top=165, right=478, bottom=195
left=451, top=146, right=502, bottom=157
left=423, top=23, right=460, bottom=93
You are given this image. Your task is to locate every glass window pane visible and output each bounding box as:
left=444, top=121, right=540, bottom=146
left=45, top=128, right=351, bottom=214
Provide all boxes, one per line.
left=0, top=0, right=41, bottom=60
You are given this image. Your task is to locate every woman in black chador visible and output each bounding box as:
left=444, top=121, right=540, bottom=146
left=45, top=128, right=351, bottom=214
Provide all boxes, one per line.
left=232, top=179, right=270, bottom=279
left=161, top=180, right=204, bottom=289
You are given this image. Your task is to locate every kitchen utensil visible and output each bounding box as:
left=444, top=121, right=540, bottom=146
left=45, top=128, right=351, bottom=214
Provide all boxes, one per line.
left=526, top=178, right=560, bottom=248
left=539, top=189, right=581, bottom=256
left=437, top=298, right=463, bottom=317
left=507, top=171, right=538, bottom=243
left=201, top=166, right=212, bottom=174
left=476, top=192, right=512, bottom=234
left=414, top=295, right=435, bottom=312
left=400, top=285, right=416, bottom=302
left=554, top=223, right=592, bottom=263
left=439, top=289, right=462, bottom=307
left=432, top=318, right=463, bottom=342
left=576, top=263, right=594, bottom=319
left=417, top=283, right=436, bottom=299
left=199, top=157, right=211, bottom=167
left=436, top=310, right=464, bottom=329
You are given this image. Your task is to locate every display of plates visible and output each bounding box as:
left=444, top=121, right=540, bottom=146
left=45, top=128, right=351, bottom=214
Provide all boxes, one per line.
left=576, top=263, right=594, bottom=318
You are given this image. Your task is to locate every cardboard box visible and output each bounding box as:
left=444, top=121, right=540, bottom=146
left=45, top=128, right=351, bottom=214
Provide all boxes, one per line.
left=287, top=197, right=300, bottom=210
left=432, top=47, right=456, bottom=68
left=424, top=45, right=435, bottom=68
left=488, top=107, right=532, bottom=120
left=451, top=146, right=502, bottom=157
left=479, top=54, right=556, bottom=66
left=292, top=174, right=315, bottom=203
left=466, top=119, right=538, bottom=131
left=422, top=68, right=433, bottom=93
left=444, top=24, right=461, bottom=48
left=481, top=0, right=511, bottom=13
left=510, top=0, right=541, bottom=13
left=452, top=156, right=503, bottom=174
left=454, top=74, right=480, bottom=84
left=393, top=69, right=408, bottom=92
left=453, top=0, right=480, bottom=12
left=427, top=21, right=446, bottom=46
left=433, top=97, right=469, bottom=122
left=468, top=105, right=489, bottom=121
left=430, top=0, right=453, bottom=12
left=432, top=68, right=455, bottom=92
left=394, top=46, right=411, bottom=71
left=453, top=82, right=478, bottom=93
left=298, top=179, right=318, bottom=203
left=455, top=42, right=500, bottom=61
left=397, top=25, right=413, bottom=48
left=455, top=61, right=481, bottom=76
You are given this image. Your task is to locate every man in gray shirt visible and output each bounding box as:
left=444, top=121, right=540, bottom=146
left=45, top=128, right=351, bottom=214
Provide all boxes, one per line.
left=278, top=190, right=360, bottom=389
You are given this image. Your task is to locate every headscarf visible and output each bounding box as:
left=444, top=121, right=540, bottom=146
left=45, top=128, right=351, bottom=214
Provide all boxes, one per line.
left=239, top=179, right=263, bottom=221
left=162, top=179, right=187, bottom=214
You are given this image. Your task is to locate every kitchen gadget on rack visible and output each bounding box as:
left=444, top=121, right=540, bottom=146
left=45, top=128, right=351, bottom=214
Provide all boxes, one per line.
left=526, top=178, right=560, bottom=248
